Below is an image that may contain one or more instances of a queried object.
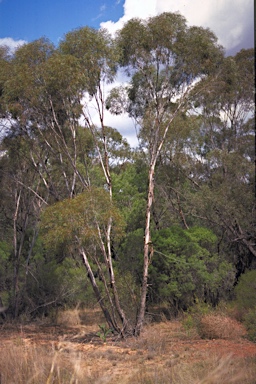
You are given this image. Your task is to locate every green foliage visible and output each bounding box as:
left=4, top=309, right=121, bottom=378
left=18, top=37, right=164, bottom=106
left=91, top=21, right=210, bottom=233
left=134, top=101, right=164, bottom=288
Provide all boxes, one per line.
left=0, top=233, right=92, bottom=318
left=185, top=301, right=212, bottom=328
left=117, top=12, right=223, bottom=126
left=244, top=309, right=256, bottom=342
left=4, top=38, right=54, bottom=112
left=96, top=323, right=113, bottom=342
left=59, top=26, right=118, bottom=94
left=41, top=187, right=124, bottom=252
left=0, top=241, right=11, bottom=279
left=186, top=226, right=217, bottom=249
left=115, top=271, right=140, bottom=323
left=96, top=126, right=131, bottom=164
left=188, top=299, right=212, bottom=316
left=118, top=228, right=144, bottom=281
left=42, top=52, right=87, bottom=106
left=0, top=241, right=10, bottom=263
left=0, top=241, right=12, bottom=307
left=187, top=48, right=255, bottom=277
left=182, top=313, right=196, bottom=334
left=13, top=38, right=54, bottom=66
left=0, top=46, right=11, bottom=114
left=234, top=270, right=256, bottom=311
left=149, top=226, right=235, bottom=310
left=112, top=161, right=147, bottom=231
left=119, top=225, right=235, bottom=311
left=0, top=12, right=254, bottom=328
left=26, top=252, right=89, bottom=315
left=231, top=270, right=256, bottom=342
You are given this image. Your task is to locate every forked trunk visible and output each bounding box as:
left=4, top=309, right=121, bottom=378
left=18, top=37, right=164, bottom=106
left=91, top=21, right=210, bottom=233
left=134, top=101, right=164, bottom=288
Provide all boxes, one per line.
left=80, top=246, right=118, bottom=332
left=134, top=163, right=155, bottom=336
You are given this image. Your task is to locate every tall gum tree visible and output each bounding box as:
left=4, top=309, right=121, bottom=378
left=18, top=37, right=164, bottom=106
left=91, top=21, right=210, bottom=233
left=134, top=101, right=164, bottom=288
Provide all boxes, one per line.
left=59, top=27, right=129, bottom=333
left=0, top=133, right=46, bottom=317
left=1, top=35, right=129, bottom=330
left=0, top=39, right=58, bottom=317
left=108, top=12, right=224, bottom=335
left=187, top=48, right=255, bottom=272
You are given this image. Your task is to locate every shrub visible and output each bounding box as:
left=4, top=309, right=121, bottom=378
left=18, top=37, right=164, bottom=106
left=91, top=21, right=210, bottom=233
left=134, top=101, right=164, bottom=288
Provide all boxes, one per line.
left=198, top=314, right=246, bottom=340
left=234, top=270, right=256, bottom=341
left=244, top=308, right=256, bottom=342
left=150, top=226, right=235, bottom=310
left=234, top=270, right=256, bottom=311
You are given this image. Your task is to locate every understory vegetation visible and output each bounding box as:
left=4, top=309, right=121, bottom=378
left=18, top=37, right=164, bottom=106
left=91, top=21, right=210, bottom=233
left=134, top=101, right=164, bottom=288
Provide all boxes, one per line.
left=0, top=306, right=256, bottom=384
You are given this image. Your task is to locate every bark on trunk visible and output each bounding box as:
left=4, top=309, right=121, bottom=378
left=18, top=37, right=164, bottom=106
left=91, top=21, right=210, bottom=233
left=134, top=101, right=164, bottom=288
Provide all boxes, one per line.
left=80, top=246, right=117, bottom=331
left=134, top=163, right=155, bottom=336
left=134, top=107, right=182, bottom=336
left=88, top=96, right=130, bottom=334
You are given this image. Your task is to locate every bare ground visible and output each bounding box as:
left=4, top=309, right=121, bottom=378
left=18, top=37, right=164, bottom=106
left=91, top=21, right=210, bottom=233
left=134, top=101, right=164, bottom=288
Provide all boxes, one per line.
left=0, top=309, right=255, bottom=383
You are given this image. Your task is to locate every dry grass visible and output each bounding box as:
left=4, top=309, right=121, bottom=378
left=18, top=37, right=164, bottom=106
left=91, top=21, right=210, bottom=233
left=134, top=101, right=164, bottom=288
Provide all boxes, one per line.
left=0, top=339, right=102, bottom=384
left=56, top=307, right=105, bottom=328
left=198, top=314, right=247, bottom=340
left=128, top=355, right=256, bottom=384
left=0, top=308, right=255, bottom=384
left=1, top=339, right=255, bottom=384
left=56, top=308, right=81, bottom=327
left=126, top=325, right=169, bottom=355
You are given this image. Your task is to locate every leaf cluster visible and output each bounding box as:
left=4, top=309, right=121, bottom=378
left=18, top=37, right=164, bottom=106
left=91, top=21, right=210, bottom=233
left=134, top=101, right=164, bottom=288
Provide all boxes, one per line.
left=40, top=187, right=124, bottom=252
left=59, top=27, right=118, bottom=94
left=149, top=226, right=235, bottom=309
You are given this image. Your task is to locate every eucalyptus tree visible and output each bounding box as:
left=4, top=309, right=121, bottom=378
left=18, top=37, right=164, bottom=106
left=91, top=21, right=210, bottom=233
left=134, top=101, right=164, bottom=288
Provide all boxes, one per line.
left=0, top=45, right=11, bottom=122
left=0, top=130, right=49, bottom=316
left=108, top=12, right=224, bottom=335
left=41, top=188, right=125, bottom=330
left=187, top=48, right=255, bottom=273
left=0, top=38, right=84, bottom=315
left=191, top=48, right=254, bottom=155
left=59, top=27, right=130, bottom=333
left=0, top=40, right=56, bottom=316
left=1, top=31, right=131, bottom=332
left=145, top=49, right=255, bottom=269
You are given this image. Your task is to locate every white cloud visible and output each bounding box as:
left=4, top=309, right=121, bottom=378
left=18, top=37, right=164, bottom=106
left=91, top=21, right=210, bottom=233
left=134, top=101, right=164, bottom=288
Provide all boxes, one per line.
left=0, top=37, right=27, bottom=52
left=101, top=0, right=157, bottom=35
left=80, top=71, right=138, bottom=148
left=102, top=71, right=138, bottom=147
left=101, top=0, right=254, bottom=51
left=81, top=102, right=138, bottom=147
left=156, top=0, right=254, bottom=51
left=99, top=0, right=253, bottom=145
left=122, top=0, right=157, bottom=19
left=104, top=111, right=138, bottom=147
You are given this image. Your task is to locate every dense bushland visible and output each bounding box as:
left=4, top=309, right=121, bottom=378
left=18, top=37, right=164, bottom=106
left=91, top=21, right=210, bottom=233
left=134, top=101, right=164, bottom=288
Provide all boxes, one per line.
left=0, top=13, right=254, bottom=336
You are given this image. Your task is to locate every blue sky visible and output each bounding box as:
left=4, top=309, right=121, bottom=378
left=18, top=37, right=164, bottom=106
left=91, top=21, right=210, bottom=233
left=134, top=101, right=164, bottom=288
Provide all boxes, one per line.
left=0, top=0, right=124, bottom=44
left=0, top=0, right=253, bottom=52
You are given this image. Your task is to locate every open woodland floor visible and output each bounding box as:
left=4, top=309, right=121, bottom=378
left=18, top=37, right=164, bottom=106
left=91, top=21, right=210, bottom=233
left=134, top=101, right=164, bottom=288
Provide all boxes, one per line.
left=0, top=308, right=256, bottom=384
